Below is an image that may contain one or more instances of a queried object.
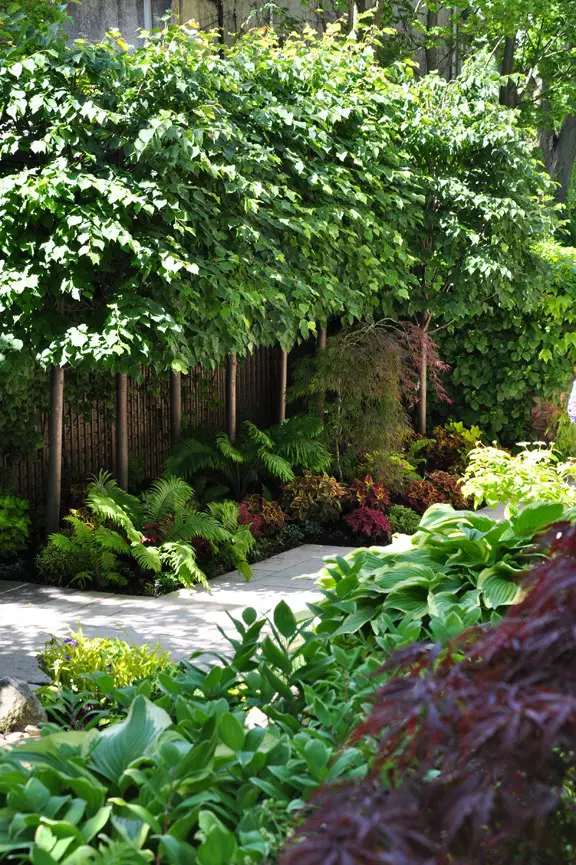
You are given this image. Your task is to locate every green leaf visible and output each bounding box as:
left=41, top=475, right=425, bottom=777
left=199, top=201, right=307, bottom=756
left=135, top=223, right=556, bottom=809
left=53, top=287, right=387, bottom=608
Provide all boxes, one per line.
left=479, top=573, right=523, bottom=608
left=157, top=835, right=198, bottom=865
left=90, top=695, right=172, bottom=782
left=219, top=713, right=245, bottom=752
left=273, top=600, right=297, bottom=639
left=261, top=636, right=292, bottom=676
left=511, top=502, right=564, bottom=535
left=197, top=811, right=237, bottom=865
left=332, top=608, right=375, bottom=636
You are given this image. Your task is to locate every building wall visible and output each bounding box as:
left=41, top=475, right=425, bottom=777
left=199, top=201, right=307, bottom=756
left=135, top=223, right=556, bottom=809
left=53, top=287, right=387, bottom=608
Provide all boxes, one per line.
left=67, top=0, right=171, bottom=42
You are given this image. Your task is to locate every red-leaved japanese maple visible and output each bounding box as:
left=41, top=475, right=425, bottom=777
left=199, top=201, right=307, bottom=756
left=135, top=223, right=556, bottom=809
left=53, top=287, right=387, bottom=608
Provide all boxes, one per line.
left=280, top=522, right=576, bottom=865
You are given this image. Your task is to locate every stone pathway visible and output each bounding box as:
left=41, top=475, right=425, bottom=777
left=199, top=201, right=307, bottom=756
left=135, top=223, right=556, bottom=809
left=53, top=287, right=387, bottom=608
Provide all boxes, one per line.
left=0, top=544, right=355, bottom=684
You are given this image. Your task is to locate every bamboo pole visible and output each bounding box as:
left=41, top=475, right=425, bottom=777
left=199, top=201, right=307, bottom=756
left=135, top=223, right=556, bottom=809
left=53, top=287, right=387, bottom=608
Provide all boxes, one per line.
left=46, top=366, right=65, bottom=535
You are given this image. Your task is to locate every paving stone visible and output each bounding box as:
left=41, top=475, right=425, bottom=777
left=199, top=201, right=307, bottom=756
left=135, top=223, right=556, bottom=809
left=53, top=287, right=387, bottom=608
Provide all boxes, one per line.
left=0, top=544, right=355, bottom=680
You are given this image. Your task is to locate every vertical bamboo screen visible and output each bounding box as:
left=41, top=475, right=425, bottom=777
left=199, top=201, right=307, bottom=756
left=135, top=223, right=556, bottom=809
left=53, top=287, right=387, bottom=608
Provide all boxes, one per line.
left=4, top=346, right=283, bottom=506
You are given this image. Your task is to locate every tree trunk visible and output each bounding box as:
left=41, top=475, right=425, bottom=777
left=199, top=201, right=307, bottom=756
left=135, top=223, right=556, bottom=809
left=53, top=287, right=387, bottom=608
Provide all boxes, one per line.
left=170, top=371, right=182, bottom=447
left=425, top=6, right=439, bottom=74
left=417, top=314, right=432, bottom=435
left=226, top=353, right=238, bottom=442
left=499, top=35, right=517, bottom=108
left=115, top=372, right=129, bottom=490
left=217, top=0, right=224, bottom=43
left=539, top=114, right=576, bottom=204
left=317, top=327, right=327, bottom=419
left=46, top=365, right=65, bottom=536
left=278, top=348, right=288, bottom=424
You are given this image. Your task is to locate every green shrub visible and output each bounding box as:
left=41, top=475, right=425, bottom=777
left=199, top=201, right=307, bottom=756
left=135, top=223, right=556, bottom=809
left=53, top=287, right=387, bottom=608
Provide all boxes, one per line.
left=38, top=629, right=177, bottom=693
left=552, top=410, right=576, bottom=458
left=39, top=472, right=254, bottom=590
left=311, top=502, right=561, bottom=647
left=388, top=504, right=421, bottom=536
left=1, top=600, right=389, bottom=865
left=166, top=415, right=331, bottom=501
left=463, top=441, right=576, bottom=508
left=0, top=493, right=30, bottom=555
left=36, top=542, right=96, bottom=586
left=1, top=499, right=565, bottom=864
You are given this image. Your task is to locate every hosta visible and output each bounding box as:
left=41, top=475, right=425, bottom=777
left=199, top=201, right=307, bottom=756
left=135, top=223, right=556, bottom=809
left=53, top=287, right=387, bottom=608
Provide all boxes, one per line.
left=311, top=502, right=563, bottom=646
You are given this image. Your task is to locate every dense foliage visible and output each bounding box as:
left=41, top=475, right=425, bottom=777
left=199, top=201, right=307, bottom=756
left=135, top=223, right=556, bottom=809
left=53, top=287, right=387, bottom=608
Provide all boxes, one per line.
left=37, top=472, right=254, bottom=590
left=310, top=502, right=558, bottom=647
left=0, top=493, right=29, bottom=554
left=281, top=519, right=576, bottom=865
left=436, top=242, right=576, bottom=442
left=38, top=630, right=176, bottom=694
left=166, top=416, right=330, bottom=502
left=463, top=441, right=576, bottom=508
left=1, top=498, right=568, bottom=864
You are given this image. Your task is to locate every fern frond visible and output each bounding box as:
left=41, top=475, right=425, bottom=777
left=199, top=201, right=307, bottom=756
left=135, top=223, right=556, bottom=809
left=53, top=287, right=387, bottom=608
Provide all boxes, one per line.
left=165, top=438, right=222, bottom=478
left=99, top=550, right=118, bottom=574
left=163, top=509, right=228, bottom=543
left=47, top=531, right=79, bottom=553
left=161, top=541, right=208, bottom=589
left=272, top=414, right=324, bottom=440
left=142, top=476, right=196, bottom=525
left=86, top=492, right=141, bottom=543
left=207, top=500, right=240, bottom=533
left=130, top=542, right=163, bottom=575
left=62, top=514, right=96, bottom=545
left=276, top=439, right=331, bottom=472
left=215, top=432, right=244, bottom=463
left=258, top=450, right=295, bottom=482
left=243, top=421, right=274, bottom=449
left=87, top=471, right=143, bottom=523
left=93, top=526, right=131, bottom=555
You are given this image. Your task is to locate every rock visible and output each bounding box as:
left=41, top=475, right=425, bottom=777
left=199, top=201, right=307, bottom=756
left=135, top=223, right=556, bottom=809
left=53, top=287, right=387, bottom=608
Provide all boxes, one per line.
left=0, top=677, right=47, bottom=735
left=5, top=731, right=26, bottom=743
left=24, top=725, right=41, bottom=737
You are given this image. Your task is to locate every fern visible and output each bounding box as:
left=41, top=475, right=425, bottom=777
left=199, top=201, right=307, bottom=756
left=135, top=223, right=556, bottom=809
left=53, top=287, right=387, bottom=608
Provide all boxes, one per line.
left=244, top=421, right=274, bottom=449
left=142, top=476, right=195, bottom=525
left=161, top=541, right=208, bottom=589
left=87, top=471, right=143, bottom=523
left=259, top=450, right=295, bottom=482
left=93, top=526, right=131, bottom=555
left=131, top=542, right=163, bottom=575
left=207, top=500, right=241, bottom=532
left=163, top=509, right=228, bottom=543
left=215, top=432, right=245, bottom=463
left=165, top=439, right=223, bottom=479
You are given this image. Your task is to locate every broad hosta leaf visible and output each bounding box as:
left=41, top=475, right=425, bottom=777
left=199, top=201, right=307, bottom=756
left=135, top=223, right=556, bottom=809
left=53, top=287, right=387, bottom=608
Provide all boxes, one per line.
left=511, top=502, right=564, bottom=535
left=384, top=587, right=429, bottom=618
left=479, top=573, right=524, bottom=608
left=89, top=696, right=172, bottom=783
left=332, top=608, right=375, bottom=636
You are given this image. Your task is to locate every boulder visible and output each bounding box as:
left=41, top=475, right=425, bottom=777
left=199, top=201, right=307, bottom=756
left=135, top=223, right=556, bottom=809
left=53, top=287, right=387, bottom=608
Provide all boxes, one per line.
left=0, top=677, right=47, bottom=735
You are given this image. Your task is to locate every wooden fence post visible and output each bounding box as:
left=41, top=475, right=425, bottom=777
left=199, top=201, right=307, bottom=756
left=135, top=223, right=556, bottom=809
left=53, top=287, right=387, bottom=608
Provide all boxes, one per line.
left=278, top=348, right=288, bottom=424
left=170, top=371, right=182, bottom=446
left=116, top=372, right=129, bottom=489
left=46, top=365, right=65, bottom=535
left=226, top=353, right=238, bottom=441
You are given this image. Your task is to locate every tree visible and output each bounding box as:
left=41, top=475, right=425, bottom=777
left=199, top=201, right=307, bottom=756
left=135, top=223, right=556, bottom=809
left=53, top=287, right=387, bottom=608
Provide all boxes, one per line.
left=398, top=59, right=554, bottom=432
left=0, top=14, right=422, bottom=519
